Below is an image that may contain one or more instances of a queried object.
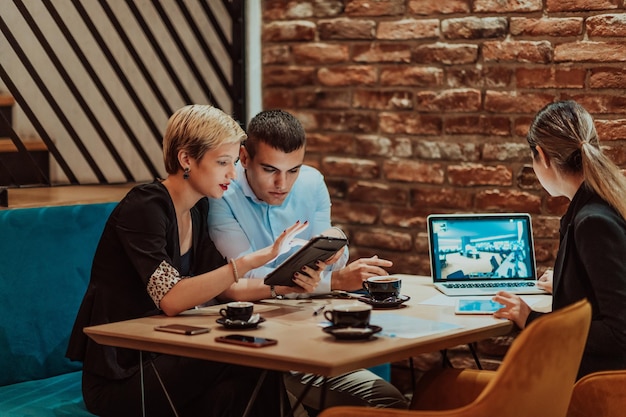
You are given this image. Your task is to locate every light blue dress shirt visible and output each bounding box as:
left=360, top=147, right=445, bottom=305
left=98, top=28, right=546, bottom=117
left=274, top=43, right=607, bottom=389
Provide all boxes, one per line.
left=208, top=163, right=348, bottom=293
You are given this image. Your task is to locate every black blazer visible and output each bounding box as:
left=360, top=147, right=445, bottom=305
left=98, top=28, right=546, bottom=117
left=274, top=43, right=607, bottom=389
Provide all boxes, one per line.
left=527, top=185, right=626, bottom=378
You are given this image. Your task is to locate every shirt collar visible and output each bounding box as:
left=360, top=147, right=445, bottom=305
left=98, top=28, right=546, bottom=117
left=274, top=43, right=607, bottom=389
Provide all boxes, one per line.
left=236, top=163, right=265, bottom=204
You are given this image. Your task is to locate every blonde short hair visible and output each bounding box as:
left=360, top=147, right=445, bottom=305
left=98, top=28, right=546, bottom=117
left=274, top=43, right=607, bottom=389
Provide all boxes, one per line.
left=163, top=105, right=246, bottom=174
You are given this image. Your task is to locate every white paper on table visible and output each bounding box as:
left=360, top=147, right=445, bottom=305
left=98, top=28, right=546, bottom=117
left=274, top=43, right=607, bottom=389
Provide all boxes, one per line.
left=370, top=313, right=462, bottom=339
left=419, top=294, right=548, bottom=308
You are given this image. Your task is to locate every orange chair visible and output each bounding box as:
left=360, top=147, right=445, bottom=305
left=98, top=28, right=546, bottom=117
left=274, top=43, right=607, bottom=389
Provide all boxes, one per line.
left=318, top=299, right=591, bottom=417
left=567, top=369, right=626, bottom=417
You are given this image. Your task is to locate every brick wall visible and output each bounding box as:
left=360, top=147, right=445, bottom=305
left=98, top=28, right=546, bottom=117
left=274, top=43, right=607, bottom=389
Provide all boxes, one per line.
left=260, top=0, right=626, bottom=275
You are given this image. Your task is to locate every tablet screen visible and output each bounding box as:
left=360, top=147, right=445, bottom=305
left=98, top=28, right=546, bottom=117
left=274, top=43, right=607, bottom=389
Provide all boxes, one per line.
left=263, top=236, right=347, bottom=287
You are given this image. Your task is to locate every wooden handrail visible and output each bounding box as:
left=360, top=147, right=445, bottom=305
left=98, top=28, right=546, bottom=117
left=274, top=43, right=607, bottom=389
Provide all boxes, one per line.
left=0, top=139, right=48, bottom=153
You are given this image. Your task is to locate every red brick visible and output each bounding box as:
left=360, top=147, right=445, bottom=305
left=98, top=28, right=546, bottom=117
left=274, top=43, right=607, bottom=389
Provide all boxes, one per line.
left=534, top=239, right=559, bottom=264
left=510, top=17, right=582, bottom=37
left=295, top=90, right=351, bottom=109
left=483, top=41, right=552, bottom=64
left=383, top=160, right=445, bottom=184
left=411, top=187, right=474, bottom=209
left=474, top=0, right=541, bottom=12
left=322, top=157, right=380, bottom=179
left=483, top=143, right=531, bottom=161
left=380, top=207, right=430, bottom=228
left=262, top=21, right=316, bottom=42
left=516, top=67, right=585, bottom=89
left=312, top=1, right=344, bottom=17
left=595, top=119, right=626, bottom=141
left=517, top=165, right=542, bottom=190
left=545, top=195, right=570, bottom=216
left=413, top=43, right=478, bottom=65
left=356, top=135, right=413, bottom=158
left=447, top=67, right=512, bottom=88
left=353, top=43, right=412, bottom=63
left=408, top=0, right=470, bottom=14
left=262, top=0, right=294, bottom=20
left=475, top=189, right=542, bottom=213
left=562, top=94, right=626, bottom=114
left=587, top=14, right=626, bottom=37
left=263, top=66, right=316, bottom=87
left=263, top=89, right=294, bottom=108
left=306, top=133, right=355, bottom=153
left=353, top=90, right=413, bottom=110
left=326, top=178, right=348, bottom=199
left=348, top=181, right=409, bottom=205
left=604, top=145, right=626, bottom=165
left=442, top=17, right=508, bottom=39
left=445, top=116, right=511, bottom=136
left=345, top=0, right=406, bottom=16
left=414, top=141, right=480, bottom=161
left=352, top=228, right=413, bottom=251
left=262, top=45, right=291, bottom=64
left=380, top=66, right=444, bottom=87
left=331, top=201, right=380, bottom=225
left=292, top=43, right=350, bottom=64
left=531, top=215, right=561, bottom=239
left=317, top=111, right=379, bottom=132
left=317, top=65, right=377, bottom=86
left=377, top=19, right=439, bottom=40
left=379, top=112, right=441, bottom=135
left=416, top=89, right=482, bottom=112
left=318, top=18, right=376, bottom=40
left=590, top=68, right=626, bottom=88
left=484, top=91, right=554, bottom=113
left=555, top=42, right=626, bottom=63
left=514, top=116, right=535, bottom=136
left=448, top=163, right=513, bottom=186
left=546, top=0, right=620, bottom=12
left=289, top=110, right=320, bottom=130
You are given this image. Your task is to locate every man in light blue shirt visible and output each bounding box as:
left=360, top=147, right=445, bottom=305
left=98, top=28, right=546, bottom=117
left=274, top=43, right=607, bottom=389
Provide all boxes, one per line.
left=208, top=110, right=409, bottom=412
left=208, top=111, right=393, bottom=299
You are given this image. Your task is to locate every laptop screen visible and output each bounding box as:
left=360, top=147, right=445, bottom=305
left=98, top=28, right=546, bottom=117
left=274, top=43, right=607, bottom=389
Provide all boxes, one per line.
left=427, top=213, right=536, bottom=283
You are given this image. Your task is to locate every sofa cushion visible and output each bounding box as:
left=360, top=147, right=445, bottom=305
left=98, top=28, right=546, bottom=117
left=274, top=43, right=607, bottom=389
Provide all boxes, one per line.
left=0, top=203, right=117, bottom=386
left=0, top=371, right=94, bottom=416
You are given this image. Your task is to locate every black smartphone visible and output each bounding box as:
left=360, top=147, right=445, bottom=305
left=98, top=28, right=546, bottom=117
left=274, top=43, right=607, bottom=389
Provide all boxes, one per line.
left=154, top=324, right=211, bottom=335
left=215, top=334, right=278, bottom=348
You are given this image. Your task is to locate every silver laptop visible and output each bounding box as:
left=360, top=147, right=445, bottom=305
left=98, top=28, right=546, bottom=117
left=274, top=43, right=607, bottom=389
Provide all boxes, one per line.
left=427, top=213, right=547, bottom=296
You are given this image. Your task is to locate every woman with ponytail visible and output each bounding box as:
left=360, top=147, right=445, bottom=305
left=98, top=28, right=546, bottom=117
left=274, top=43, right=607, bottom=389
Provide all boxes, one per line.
left=493, top=100, right=626, bottom=379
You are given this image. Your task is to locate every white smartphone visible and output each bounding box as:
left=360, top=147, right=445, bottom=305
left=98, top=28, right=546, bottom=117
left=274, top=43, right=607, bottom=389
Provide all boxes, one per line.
left=455, top=299, right=503, bottom=315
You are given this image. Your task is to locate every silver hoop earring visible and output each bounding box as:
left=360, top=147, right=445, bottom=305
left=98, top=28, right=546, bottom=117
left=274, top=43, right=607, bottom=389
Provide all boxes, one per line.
left=183, top=167, right=190, bottom=180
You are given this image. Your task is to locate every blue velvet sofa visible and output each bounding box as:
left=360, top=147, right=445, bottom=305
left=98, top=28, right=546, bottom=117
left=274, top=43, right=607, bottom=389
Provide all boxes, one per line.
left=0, top=202, right=117, bottom=416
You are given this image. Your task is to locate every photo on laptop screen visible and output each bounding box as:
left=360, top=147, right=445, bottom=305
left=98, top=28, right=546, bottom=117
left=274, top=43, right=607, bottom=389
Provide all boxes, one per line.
left=427, top=213, right=544, bottom=296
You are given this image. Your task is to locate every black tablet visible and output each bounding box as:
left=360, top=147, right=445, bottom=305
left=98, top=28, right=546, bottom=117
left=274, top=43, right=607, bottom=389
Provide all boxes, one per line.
left=263, top=236, right=348, bottom=287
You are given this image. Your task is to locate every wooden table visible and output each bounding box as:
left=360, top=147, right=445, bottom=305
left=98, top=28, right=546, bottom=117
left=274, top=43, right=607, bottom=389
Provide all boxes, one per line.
left=85, top=275, right=535, bottom=378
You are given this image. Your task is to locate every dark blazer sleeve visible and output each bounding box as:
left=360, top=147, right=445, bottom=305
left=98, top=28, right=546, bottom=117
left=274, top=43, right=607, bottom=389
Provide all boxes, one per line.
left=574, top=209, right=626, bottom=356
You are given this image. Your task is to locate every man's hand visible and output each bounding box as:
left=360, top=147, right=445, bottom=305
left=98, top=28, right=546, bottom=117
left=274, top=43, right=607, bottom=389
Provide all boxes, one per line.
left=331, top=255, right=393, bottom=292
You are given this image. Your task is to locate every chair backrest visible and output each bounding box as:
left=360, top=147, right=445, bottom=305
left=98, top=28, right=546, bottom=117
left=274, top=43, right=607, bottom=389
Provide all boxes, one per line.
left=464, top=299, right=591, bottom=417
left=567, top=370, right=626, bottom=417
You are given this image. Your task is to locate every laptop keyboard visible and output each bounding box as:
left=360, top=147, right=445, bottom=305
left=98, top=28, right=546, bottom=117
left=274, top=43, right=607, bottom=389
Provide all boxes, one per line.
left=443, top=281, right=537, bottom=289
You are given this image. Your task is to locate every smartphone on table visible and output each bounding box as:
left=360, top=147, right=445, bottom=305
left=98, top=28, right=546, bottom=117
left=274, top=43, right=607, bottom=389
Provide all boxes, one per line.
left=454, top=299, right=504, bottom=315
left=215, top=334, right=278, bottom=348
left=154, top=324, right=211, bottom=335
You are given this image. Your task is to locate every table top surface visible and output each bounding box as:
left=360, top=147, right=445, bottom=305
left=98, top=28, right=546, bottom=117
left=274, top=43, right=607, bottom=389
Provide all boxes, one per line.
left=85, top=275, right=550, bottom=377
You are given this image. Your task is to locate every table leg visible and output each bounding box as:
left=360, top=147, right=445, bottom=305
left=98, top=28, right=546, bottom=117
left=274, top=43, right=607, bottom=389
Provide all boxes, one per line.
left=242, top=369, right=267, bottom=417
left=139, top=351, right=145, bottom=417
